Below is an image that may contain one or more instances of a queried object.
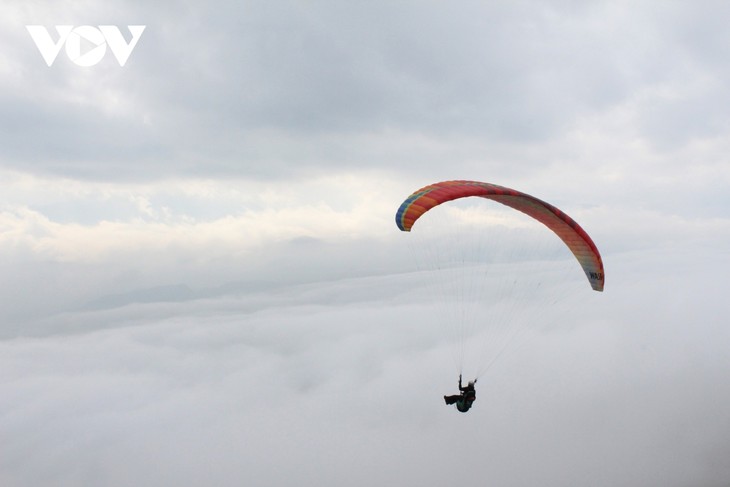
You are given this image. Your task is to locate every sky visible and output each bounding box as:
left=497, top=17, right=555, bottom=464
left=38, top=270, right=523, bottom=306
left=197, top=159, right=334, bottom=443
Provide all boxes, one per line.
left=1, top=1, right=729, bottom=486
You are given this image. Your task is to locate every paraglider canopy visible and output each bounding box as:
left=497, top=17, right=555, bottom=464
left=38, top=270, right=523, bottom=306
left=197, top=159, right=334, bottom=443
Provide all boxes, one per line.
left=395, top=180, right=604, bottom=292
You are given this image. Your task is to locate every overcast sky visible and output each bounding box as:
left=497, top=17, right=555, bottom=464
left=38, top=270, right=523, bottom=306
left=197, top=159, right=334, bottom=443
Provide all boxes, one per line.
left=1, top=1, right=729, bottom=486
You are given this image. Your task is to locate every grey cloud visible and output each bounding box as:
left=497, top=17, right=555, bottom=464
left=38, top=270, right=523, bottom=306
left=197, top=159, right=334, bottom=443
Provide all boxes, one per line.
left=8, top=1, right=726, bottom=181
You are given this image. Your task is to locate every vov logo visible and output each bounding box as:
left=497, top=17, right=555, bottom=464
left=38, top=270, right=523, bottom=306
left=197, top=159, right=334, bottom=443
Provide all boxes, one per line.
left=26, top=25, right=146, bottom=67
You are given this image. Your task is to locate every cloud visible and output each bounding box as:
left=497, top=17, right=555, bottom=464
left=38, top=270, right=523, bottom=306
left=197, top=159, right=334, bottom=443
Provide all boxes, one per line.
left=0, top=170, right=418, bottom=325
left=1, top=164, right=727, bottom=332
left=4, top=1, right=729, bottom=182
left=2, top=1, right=730, bottom=486
left=1, top=246, right=729, bottom=487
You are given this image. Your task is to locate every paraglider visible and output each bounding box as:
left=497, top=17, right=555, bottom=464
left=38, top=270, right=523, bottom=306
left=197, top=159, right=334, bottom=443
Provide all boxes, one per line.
left=444, top=375, right=477, bottom=413
left=395, top=180, right=605, bottom=412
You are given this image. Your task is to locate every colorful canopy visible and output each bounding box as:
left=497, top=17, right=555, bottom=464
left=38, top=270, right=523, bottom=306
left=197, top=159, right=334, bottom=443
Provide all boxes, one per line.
left=395, top=180, right=604, bottom=291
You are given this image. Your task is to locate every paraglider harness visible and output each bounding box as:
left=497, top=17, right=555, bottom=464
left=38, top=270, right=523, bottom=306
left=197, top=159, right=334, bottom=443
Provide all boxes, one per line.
left=446, top=375, right=477, bottom=413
